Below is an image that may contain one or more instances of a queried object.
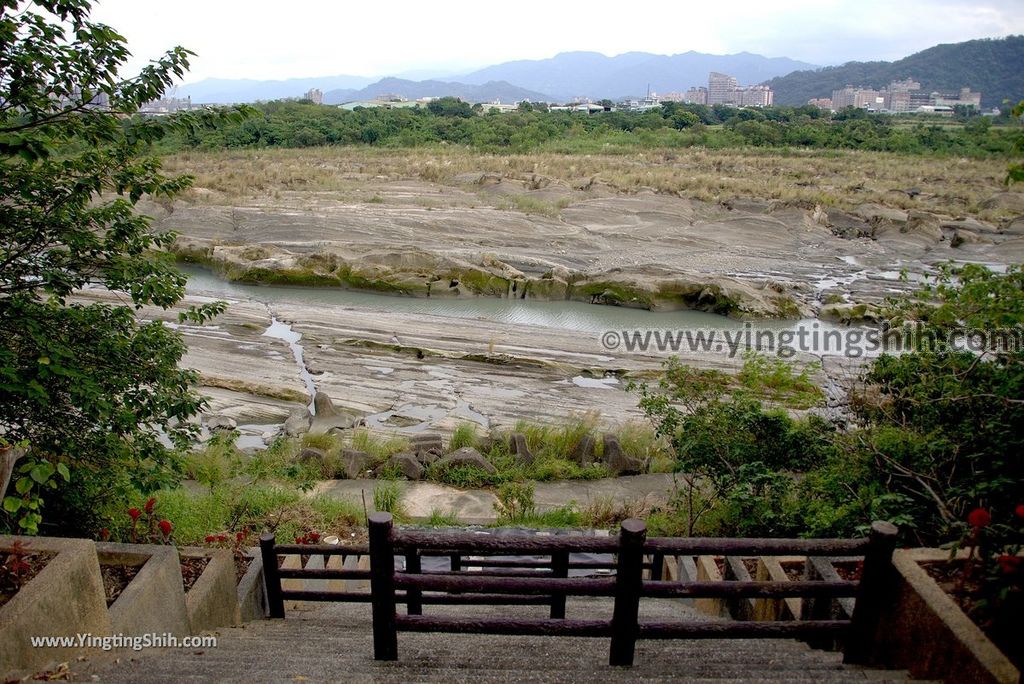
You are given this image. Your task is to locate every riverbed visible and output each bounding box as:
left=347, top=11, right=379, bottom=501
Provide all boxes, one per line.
left=143, top=265, right=874, bottom=449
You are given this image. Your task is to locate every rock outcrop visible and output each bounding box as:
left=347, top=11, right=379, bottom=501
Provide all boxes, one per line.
left=433, top=447, right=498, bottom=475
left=603, top=434, right=642, bottom=476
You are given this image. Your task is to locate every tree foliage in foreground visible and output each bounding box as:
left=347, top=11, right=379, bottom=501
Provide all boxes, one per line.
left=636, top=264, right=1024, bottom=546
left=0, top=0, right=243, bottom=533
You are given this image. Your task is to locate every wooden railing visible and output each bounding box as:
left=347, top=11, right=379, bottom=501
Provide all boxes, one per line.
left=261, top=515, right=898, bottom=668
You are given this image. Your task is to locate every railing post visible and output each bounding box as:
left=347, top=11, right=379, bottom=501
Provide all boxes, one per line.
left=650, top=551, right=665, bottom=581
left=550, top=550, right=569, bottom=619
left=369, top=512, right=398, bottom=661
left=843, top=521, right=898, bottom=666
left=450, top=552, right=461, bottom=572
left=260, top=533, right=285, bottom=619
left=609, top=518, right=646, bottom=667
left=405, top=550, right=422, bottom=616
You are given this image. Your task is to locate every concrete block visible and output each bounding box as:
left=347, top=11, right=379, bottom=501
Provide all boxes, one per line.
left=236, top=550, right=266, bottom=622
left=96, top=542, right=190, bottom=638
left=695, top=555, right=728, bottom=618
left=753, top=555, right=803, bottom=621
left=179, top=546, right=241, bottom=633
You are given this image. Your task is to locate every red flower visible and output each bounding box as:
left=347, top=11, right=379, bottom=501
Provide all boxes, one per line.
left=236, top=532, right=245, bottom=543
left=967, top=508, right=991, bottom=528
left=204, top=535, right=216, bottom=543
left=158, top=520, right=173, bottom=536
left=143, top=497, right=157, bottom=514
left=99, top=528, right=110, bottom=541
left=1015, top=504, right=1024, bottom=519
left=998, top=555, right=1022, bottom=574
left=307, top=532, right=320, bottom=543
left=127, top=508, right=142, bottom=521
left=294, top=537, right=303, bottom=544
left=217, top=534, right=228, bottom=543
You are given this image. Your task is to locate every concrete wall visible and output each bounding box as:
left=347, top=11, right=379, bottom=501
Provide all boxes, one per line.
left=96, top=542, right=190, bottom=637
left=179, top=546, right=241, bottom=633
left=868, top=549, right=1019, bottom=684
left=237, top=550, right=267, bottom=622
left=0, top=536, right=111, bottom=679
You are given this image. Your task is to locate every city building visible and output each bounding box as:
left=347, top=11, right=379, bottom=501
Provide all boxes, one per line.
left=304, top=88, right=323, bottom=105
left=829, top=81, right=981, bottom=114
left=808, top=98, right=833, bottom=110
left=139, top=95, right=193, bottom=114
left=705, top=73, right=773, bottom=107
left=707, top=72, right=738, bottom=105
left=933, top=87, right=982, bottom=109
left=684, top=87, right=708, bottom=105
left=831, top=86, right=882, bottom=110
left=737, top=85, right=773, bottom=107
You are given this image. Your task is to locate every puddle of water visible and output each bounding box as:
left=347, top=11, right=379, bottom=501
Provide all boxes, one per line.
left=364, top=404, right=448, bottom=433
left=452, top=399, right=490, bottom=429
left=236, top=434, right=269, bottom=450
left=571, top=376, right=620, bottom=389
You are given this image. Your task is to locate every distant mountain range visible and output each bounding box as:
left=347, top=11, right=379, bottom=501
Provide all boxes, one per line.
left=455, top=51, right=816, bottom=101
left=176, top=75, right=373, bottom=103
left=175, top=50, right=814, bottom=104
left=766, top=36, right=1024, bottom=109
left=322, top=78, right=549, bottom=105
left=174, top=39, right=1022, bottom=108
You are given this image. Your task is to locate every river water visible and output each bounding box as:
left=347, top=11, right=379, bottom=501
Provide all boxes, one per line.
left=181, top=265, right=842, bottom=335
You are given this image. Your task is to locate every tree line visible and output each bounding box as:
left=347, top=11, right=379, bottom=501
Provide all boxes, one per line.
left=157, top=98, right=1020, bottom=156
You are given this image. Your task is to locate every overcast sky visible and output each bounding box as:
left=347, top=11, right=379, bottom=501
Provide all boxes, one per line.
left=89, top=0, right=1024, bottom=84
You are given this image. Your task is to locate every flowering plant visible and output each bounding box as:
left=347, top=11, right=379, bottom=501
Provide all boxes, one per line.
left=293, top=531, right=321, bottom=545
left=949, top=504, right=1023, bottom=661
left=125, top=497, right=174, bottom=545
left=204, top=529, right=252, bottom=563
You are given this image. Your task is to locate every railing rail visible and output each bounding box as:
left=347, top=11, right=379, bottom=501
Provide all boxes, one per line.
left=261, top=517, right=898, bottom=668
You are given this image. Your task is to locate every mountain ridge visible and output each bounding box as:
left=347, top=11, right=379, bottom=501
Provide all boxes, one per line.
left=765, top=36, right=1024, bottom=108
left=323, top=78, right=549, bottom=105
left=456, top=50, right=817, bottom=100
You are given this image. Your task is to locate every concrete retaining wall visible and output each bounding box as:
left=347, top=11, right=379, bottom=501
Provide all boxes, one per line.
left=0, top=535, right=111, bottom=679
left=237, top=550, right=267, bottom=622
left=868, top=549, right=1019, bottom=684
left=179, top=547, right=241, bottom=633
left=96, top=542, right=190, bottom=637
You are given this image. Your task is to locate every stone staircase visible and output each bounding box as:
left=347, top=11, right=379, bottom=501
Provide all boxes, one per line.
left=73, top=597, right=930, bottom=683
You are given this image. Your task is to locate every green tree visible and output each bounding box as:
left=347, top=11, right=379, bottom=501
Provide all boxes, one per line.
left=1008, top=99, right=1024, bottom=185
left=426, top=96, right=475, bottom=118
left=0, top=0, right=240, bottom=534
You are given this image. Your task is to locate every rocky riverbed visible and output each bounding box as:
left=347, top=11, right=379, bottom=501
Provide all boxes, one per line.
left=107, top=170, right=1023, bottom=444
left=148, top=173, right=1024, bottom=321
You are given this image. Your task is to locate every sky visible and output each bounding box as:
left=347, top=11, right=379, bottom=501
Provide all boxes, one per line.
left=88, top=0, right=1024, bottom=84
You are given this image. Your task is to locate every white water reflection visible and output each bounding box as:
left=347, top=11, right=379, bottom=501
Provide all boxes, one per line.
left=262, top=317, right=317, bottom=412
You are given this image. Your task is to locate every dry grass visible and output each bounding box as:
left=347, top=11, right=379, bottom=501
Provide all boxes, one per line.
left=161, top=146, right=1014, bottom=222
